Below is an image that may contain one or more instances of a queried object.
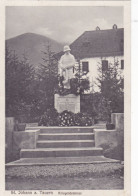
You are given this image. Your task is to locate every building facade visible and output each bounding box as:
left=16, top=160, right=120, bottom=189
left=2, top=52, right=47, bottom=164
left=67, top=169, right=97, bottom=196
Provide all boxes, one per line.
left=78, top=55, right=124, bottom=92
left=57, top=25, right=124, bottom=92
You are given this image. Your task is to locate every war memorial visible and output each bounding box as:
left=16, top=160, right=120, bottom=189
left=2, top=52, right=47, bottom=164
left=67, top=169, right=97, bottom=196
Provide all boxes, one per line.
left=6, top=45, right=124, bottom=167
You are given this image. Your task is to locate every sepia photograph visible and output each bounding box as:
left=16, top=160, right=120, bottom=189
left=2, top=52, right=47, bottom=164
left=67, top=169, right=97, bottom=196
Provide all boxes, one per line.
left=4, top=5, right=126, bottom=191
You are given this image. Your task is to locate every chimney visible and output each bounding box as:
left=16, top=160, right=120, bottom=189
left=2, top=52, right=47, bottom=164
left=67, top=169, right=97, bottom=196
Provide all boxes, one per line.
left=96, top=26, right=100, bottom=31
left=113, top=24, right=118, bottom=29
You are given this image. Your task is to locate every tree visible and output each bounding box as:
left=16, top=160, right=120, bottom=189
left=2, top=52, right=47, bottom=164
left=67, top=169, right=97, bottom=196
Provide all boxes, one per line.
left=36, top=43, right=58, bottom=112
left=6, top=46, right=35, bottom=118
left=96, top=57, right=124, bottom=121
left=74, top=59, right=90, bottom=94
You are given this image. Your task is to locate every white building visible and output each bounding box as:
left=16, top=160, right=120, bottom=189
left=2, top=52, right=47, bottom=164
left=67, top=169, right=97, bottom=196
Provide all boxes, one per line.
left=78, top=56, right=124, bottom=92
left=57, top=25, right=124, bottom=92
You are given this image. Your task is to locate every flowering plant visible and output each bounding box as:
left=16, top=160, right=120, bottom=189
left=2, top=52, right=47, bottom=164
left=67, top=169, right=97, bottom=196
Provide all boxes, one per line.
left=39, top=109, right=93, bottom=127
left=58, top=111, right=92, bottom=127
left=58, top=110, right=75, bottom=126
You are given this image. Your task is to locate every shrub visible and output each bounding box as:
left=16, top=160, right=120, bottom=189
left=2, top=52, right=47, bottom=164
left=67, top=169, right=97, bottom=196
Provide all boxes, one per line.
left=38, top=108, right=58, bottom=126
left=74, top=113, right=92, bottom=126
left=56, top=75, right=90, bottom=96
left=39, top=110, right=93, bottom=127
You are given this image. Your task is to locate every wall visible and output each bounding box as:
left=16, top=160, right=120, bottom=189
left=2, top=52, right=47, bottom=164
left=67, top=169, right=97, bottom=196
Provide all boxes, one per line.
left=78, top=55, right=124, bottom=92
left=5, top=117, right=15, bottom=163
left=94, top=129, right=118, bottom=148
left=13, top=129, right=40, bottom=150
left=111, top=113, right=124, bottom=132
left=58, top=55, right=123, bottom=93
left=94, top=113, right=124, bottom=160
left=6, top=118, right=40, bottom=163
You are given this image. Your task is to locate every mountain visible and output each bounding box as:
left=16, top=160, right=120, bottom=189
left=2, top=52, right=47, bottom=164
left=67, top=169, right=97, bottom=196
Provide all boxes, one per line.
left=6, top=33, right=64, bottom=68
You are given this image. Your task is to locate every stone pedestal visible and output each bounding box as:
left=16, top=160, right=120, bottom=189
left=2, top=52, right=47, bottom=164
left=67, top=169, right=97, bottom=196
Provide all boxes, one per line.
left=13, top=129, right=40, bottom=149
left=94, top=129, right=118, bottom=148
left=54, top=94, right=80, bottom=113
left=111, top=113, right=124, bottom=132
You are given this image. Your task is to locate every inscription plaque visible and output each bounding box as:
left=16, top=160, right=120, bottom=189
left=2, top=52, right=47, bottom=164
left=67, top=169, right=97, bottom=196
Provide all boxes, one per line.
left=54, top=94, right=80, bottom=113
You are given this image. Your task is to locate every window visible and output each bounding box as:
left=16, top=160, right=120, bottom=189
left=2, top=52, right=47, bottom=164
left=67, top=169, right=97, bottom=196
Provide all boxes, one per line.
left=102, top=60, right=108, bottom=71
left=121, top=60, right=124, bottom=69
left=82, top=62, right=89, bottom=73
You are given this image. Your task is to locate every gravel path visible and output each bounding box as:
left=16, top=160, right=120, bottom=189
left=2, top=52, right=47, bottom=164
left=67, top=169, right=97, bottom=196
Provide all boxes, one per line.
left=6, top=176, right=124, bottom=190
left=6, top=163, right=123, bottom=178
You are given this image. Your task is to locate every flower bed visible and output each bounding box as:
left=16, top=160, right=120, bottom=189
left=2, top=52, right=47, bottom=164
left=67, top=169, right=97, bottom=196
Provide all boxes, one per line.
left=38, top=109, right=93, bottom=127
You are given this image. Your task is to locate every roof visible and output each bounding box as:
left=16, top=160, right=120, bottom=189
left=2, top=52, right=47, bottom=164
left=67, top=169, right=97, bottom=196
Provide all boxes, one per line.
left=56, top=28, right=124, bottom=60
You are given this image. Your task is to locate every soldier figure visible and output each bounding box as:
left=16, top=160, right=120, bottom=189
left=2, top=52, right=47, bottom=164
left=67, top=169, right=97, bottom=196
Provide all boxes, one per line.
left=59, top=45, right=76, bottom=89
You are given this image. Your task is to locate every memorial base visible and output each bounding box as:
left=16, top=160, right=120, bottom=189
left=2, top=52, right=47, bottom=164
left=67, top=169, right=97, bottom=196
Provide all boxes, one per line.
left=54, top=94, right=80, bottom=113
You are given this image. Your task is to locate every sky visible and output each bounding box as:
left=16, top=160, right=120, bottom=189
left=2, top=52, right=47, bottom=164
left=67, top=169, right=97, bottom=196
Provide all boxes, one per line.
left=6, top=6, right=123, bottom=44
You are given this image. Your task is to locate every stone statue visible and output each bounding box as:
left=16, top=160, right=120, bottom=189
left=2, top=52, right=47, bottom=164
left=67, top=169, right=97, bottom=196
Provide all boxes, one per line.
left=59, top=45, right=76, bottom=89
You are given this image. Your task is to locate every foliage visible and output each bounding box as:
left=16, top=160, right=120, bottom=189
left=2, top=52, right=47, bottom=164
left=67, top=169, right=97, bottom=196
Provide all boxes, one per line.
left=38, top=108, right=58, bottom=126
left=6, top=43, right=91, bottom=122
left=80, top=93, right=98, bottom=118
left=56, top=60, right=90, bottom=96
left=38, top=110, right=93, bottom=127
left=96, top=58, right=124, bottom=122
left=74, top=112, right=92, bottom=126
left=15, top=43, right=60, bottom=121
left=6, top=46, right=35, bottom=117
left=95, top=96, right=111, bottom=122
left=75, top=63, right=90, bottom=94
left=34, top=43, right=58, bottom=113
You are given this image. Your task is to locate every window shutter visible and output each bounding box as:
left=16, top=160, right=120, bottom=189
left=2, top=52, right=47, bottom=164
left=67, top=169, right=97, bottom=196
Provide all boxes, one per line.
left=82, top=62, right=89, bottom=73
left=102, top=60, right=108, bottom=71
left=121, top=60, right=124, bottom=69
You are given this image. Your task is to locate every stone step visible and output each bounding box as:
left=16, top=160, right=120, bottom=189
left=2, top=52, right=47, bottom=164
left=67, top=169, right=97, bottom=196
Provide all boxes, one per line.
left=38, top=133, right=94, bottom=140
left=39, top=127, right=93, bottom=133
left=36, top=140, right=95, bottom=148
left=26, top=125, right=106, bottom=132
left=20, top=147, right=103, bottom=158
left=6, top=156, right=120, bottom=166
